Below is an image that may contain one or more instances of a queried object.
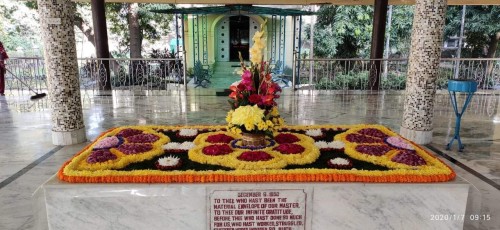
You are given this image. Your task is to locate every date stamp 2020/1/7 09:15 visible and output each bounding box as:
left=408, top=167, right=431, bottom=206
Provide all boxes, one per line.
left=430, top=214, right=491, bottom=221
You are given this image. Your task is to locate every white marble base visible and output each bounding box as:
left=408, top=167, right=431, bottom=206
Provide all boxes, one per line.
left=400, top=126, right=433, bottom=144
left=34, top=176, right=469, bottom=230
left=51, top=127, right=86, bottom=145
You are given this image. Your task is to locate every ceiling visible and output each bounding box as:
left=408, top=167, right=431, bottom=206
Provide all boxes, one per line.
left=95, top=0, right=500, bottom=5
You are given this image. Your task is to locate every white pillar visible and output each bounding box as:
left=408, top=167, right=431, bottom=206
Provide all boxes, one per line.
left=38, top=0, right=86, bottom=145
left=400, top=0, right=447, bottom=144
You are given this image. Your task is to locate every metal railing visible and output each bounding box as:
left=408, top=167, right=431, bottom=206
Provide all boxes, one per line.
left=4, top=57, right=186, bottom=96
left=4, top=57, right=500, bottom=96
left=291, top=57, right=500, bottom=91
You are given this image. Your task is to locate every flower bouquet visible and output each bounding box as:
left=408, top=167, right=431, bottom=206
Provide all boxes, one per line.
left=227, top=21, right=284, bottom=145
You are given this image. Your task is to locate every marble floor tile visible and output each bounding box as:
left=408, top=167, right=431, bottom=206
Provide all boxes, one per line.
left=0, top=90, right=499, bottom=230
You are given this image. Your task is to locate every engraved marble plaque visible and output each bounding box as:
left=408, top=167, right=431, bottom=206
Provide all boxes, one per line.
left=209, top=189, right=307, bottom=230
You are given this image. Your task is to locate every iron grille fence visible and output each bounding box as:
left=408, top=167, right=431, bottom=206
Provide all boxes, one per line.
left=4, top=57, right=500, bottom=95
left=291, top=58, right=500, bottom=91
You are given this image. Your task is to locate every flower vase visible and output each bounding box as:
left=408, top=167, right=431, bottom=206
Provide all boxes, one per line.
left=241, top=132, right=267, bottom=147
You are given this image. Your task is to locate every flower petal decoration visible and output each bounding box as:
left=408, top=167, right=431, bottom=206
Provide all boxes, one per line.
left=188, top=131, right=319, bottom=170
left=335, top=124, right=452, bottom=172
left=87, top=149, right=117, bottom=164
left=59, top=125, right=455, bottom=183
left=178, top=129, right=198, bottom=138
left=93, top=136, right=123, bottom=150
left=206, top=134, right=234, bottom=144
left=156, top=156, right=182, bottom=170
left=74, top=126, right=170, bottom=171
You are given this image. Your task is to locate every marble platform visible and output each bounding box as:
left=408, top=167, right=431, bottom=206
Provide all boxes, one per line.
left=34, top=176, right=470, bottom=230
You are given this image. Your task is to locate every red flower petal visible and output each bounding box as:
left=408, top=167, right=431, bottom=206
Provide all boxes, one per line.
left=206, top=134, right=234, bottom=144
left=127, top=134, right=159, bottom=143
left=202, top=144, right=233, bottom=156
left=355, top=145, right=391, bottom=156
left=116, top=143, right=154, bottom=155
left=391, top=150, right=426, bottom=166
left=273, top=143, right=305, bottom=154
left=237, top=151, right=274, bottom=161
left=87, top=149, right=117, bottom=163
left=117, top=128, right=143, bottom=137
left=346, top=134, right=382, bottom=143
left=357, top=128, right=389, bottom=139
left=274, top=134, right=300, bottom=144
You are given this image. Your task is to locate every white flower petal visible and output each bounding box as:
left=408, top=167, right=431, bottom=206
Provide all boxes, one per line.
left=158, top=156, right=180, bottom=167
left=314, top=141, right=328, bottom=149
left=328, top=141, right=345, bottom=149
left=179, top=129, right=198, bottom=137
left=179, top=141, right=195, bottom=150
left=163, top=142, right=180, bottom=150
left=306, top=129, right=322, bottom=137
left=329, top=157, right=350, bottom=165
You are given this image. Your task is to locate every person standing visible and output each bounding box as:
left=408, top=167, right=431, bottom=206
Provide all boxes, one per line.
left=0, top=41, right=9, bottom=96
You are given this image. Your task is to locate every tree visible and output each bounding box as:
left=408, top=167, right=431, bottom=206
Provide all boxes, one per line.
left=0, top=0, right=42, bottom=56
left=386, top=6, right=414, bottom=58
left=310, top=5, right=414, bottom=59
left=23, top=2, right=172, bottom=58
left=311, top=5, right=373, bottom=58
left=445, top=6, right=500, bottom=58
left=106, top=3, right=173, bottom=58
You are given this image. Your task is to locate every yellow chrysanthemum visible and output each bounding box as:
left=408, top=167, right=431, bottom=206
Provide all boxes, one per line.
left=230, top=105, right=265, bottom=126
left=257, top=121, right=268, bottom=131
left=245, top=123, right=254, bottom=131
left=266, top=120, right=274, bottom=127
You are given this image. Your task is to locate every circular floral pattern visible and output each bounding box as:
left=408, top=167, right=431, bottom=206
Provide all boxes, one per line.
left=202, top=144, right=233, bottom=156
left=87, top=149, right=117, bottom=164
left=336, top=125, right=429, bottom=168
left=206, top=134, right=234, bottom=143
left=127, top=134, right=160, bottom=143
left=189, top=131, right=319, bottom=170
left=117, top=128, right=143, bottom=137
left=237, top=151, right=274, bottom=161
left=117, top=143, right=154, bottom=155
left=273, top=143, right=305, bottom=154
left=274, top=133, right=300, bottom=144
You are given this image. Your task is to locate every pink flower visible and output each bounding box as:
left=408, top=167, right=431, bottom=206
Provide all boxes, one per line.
left=242, top=70, right=252, bottom=80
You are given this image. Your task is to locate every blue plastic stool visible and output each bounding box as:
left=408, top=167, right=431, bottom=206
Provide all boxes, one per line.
left=446, top=80, right=477, bottom=151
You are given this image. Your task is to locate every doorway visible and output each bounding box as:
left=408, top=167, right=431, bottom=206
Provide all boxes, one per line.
left=229, top=16, right=250, bottom=61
